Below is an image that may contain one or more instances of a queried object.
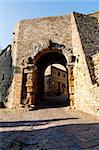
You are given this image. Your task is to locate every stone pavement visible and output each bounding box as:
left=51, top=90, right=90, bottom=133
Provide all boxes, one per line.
left=0, top=106, right=99, bottom=150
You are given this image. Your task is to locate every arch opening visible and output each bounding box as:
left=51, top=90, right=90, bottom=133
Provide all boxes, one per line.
left=34, top=51, right=69, bottom=107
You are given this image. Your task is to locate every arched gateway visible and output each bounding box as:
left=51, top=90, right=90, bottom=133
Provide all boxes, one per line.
left=0, top=12, right=98, bottom=116
left=16, top=40, right=75, bottom=109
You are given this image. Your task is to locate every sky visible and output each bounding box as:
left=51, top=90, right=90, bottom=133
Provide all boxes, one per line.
left=0, top=0, right=99, bottom=49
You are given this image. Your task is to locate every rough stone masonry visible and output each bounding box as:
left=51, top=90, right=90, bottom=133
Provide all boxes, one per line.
left=0, top=11, right=99, bottom=117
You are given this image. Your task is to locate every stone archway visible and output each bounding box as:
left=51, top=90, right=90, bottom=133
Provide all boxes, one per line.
left=33, top=48, right=67, bottom=103
left=21, top=47, right=75, bottom=109
left=10, top=40, right=75, bottom=109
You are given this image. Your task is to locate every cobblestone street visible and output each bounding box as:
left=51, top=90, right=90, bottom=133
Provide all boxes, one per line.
left=0, top=104, right=99, bottom=150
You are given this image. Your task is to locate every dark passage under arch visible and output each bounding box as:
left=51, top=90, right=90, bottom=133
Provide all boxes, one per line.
left=34, top=50, right=69, bottom=107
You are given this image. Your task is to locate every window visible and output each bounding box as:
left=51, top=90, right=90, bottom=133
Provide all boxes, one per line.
left=62, top=83, right=66, bottom=88
left=63, top=74, right=65, bottom=78
left=58, top=72, right=60, bottom=76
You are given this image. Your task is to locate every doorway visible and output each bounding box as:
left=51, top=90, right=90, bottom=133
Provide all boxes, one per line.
left=34, top=49, right=69, bottom=108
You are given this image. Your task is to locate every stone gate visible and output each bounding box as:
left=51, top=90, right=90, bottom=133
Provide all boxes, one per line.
left=0, top=11, right=99, bottom=116
left=12, top=40, right=75, bottom=109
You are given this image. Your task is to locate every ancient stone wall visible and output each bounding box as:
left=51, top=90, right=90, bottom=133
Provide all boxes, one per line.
left=71, top=12, right=99, bottom=116
left=92, top=53, right=99, bottom=84
left=13, top=14, right=72, bottom=66
left=74, top=12, right=99, bottom=84
left=0, top=11, right=98, bottom=116
left=8, top=14, right=73, bottom=108
left=0, top=46, right=12, bottom=107
left=6, top=23, right=24, bottom=108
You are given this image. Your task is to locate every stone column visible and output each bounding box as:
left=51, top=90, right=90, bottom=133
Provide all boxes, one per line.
left=25, top=64, right=37, bottom=106
left=67, top=64, right=74, bottom=109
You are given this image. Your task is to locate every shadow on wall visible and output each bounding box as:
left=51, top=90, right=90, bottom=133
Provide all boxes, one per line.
left=0, top=121, right=99, bottom=149
left=74, top=13, right=99, bottom=84
left=0, top=45, right=21, bottom=108
left=0, top=45, right=13, bottom=108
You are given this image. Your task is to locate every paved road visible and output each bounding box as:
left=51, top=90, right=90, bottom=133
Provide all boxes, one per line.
left=0, top=103, right=99, bottom=150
